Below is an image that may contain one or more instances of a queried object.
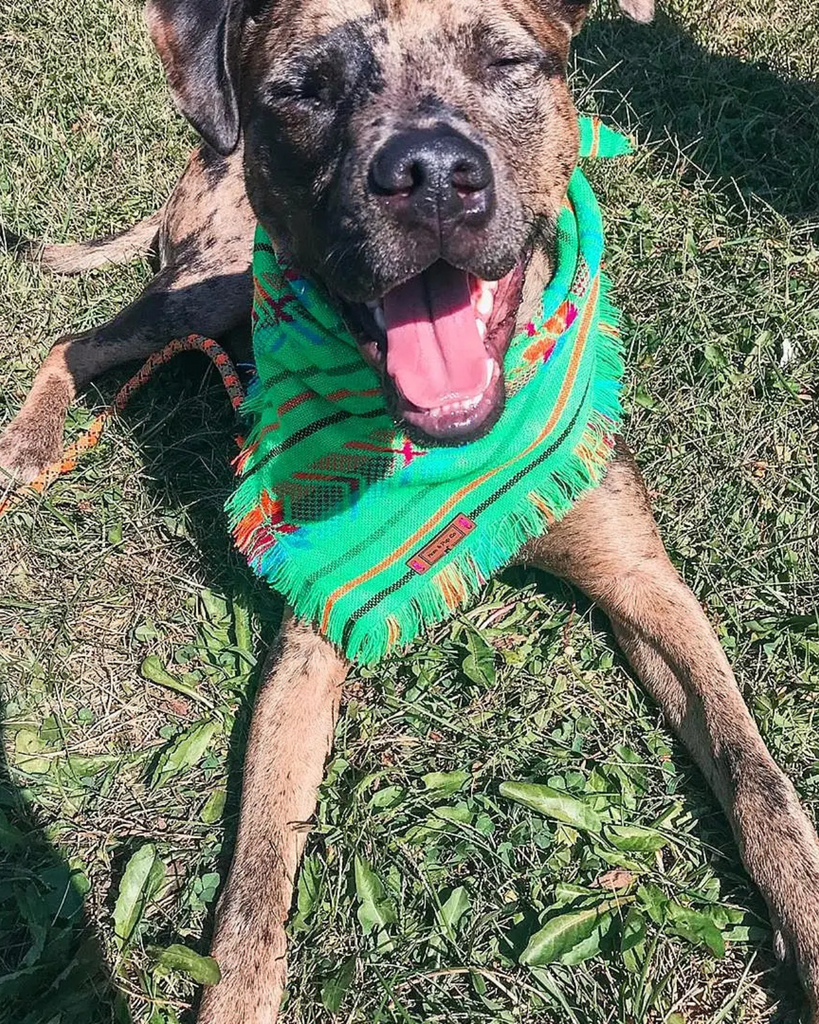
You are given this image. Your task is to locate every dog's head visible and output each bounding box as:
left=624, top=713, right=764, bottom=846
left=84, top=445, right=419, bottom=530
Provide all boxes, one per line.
left=147, top=0, right=653, bottom=444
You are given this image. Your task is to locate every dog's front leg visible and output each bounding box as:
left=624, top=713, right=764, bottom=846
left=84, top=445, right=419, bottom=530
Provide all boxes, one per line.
left=198, top=613, right=348, bottom=1024
left=0, top=264, right=252, bottom=486
left=528, top=443, right=819, bottom=1021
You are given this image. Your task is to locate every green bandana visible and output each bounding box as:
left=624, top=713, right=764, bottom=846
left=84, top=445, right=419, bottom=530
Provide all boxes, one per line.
left=227, top=117, right=630, bottom=664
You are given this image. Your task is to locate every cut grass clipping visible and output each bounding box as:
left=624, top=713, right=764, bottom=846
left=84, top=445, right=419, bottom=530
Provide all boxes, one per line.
left=1, top=0, right=818, bottom=1022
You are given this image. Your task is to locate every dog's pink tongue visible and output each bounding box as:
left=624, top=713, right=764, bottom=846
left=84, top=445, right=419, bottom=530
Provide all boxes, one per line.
left=383, top=263, right=488, bottom=410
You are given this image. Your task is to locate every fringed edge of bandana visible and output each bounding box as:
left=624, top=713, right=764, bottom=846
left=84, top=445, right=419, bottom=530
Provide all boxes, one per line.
left=228, top=273, right=624, bottom=666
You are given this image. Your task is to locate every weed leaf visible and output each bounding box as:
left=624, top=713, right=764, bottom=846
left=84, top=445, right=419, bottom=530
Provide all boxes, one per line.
left=666, top=903, right=726, bottom=958
left=606, top=824, right=669, bottom=853
left=520, top=902, right=610, bottom=966
left=232, top=598, right=254, bottom=655
left=637, top=883, right=669, bottom=924
left=354, top=857, right=396, bottom=936
left=559, top=911, right=614, bottom=965
left=292, top=854, right=323, bottom=932
left=113, top=844, right=165, bottom=950
left=436, top=886, right=470, bottom=941
left=499, top=781, right=603, bottom=833
left=14, top=884, right=49, bottom=966
left=151, top=721, right=219, bottom=788
left=423, top=770, right=470, bottom=796
left=320, top=955, right=356, bottom=1013
left=620, top=906, right=647, bottom=953
left=462, top=629, right=496, bottom=687
left=200, top=789, right=226, bottom=824
left=141, top=656, right=209, bottom=705
left=151, top=943, right=221, bottom=984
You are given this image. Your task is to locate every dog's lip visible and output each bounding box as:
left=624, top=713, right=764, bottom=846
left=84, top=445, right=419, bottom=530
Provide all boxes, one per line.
left=341, top=257, right=527, bottom=444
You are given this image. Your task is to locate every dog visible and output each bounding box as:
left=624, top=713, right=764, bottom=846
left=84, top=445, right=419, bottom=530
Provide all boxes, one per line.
left=3, top=1, right=819, bottom=1022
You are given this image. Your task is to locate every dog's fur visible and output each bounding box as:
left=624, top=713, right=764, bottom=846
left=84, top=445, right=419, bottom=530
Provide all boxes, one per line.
left=3, top=1, right=819, bottom=1021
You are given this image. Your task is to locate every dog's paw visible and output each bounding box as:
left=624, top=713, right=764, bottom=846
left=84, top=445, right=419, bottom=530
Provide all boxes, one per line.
left=0, top=415, right=62, bottom=486
left=769, top=903, right=819, bottom=1024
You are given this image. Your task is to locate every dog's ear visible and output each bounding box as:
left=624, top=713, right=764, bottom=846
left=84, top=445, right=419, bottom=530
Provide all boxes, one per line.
left=145, top=0, right=247, bottom=154
left=555, top=0, right=655, bottom=36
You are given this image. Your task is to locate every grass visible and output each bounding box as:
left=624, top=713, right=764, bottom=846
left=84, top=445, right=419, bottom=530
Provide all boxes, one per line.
left=0, top=0, right=818, bottom=1021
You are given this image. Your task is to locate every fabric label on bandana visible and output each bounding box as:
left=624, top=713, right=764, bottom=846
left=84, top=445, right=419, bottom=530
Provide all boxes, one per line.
left=407, top=514, right=476, bottom=574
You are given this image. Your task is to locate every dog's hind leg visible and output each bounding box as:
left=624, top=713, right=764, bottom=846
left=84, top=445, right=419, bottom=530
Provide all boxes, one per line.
left=527, top=441, right=819, bottom=1021
left=198, top=614, right=347, bottom=1024
left=1, top=210, right=163, bottom=274
left=0, top=263, right=252, bottom=484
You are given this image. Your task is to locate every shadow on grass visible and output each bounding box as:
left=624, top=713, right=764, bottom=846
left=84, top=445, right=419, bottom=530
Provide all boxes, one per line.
left=2, top=8, right=818, bottom=1022
left=0, top=742, right=125, bottom=1023
left=575, top=11, right=819, bottom=224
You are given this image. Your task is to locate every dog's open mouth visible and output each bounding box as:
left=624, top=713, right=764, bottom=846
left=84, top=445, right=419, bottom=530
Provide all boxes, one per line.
left=348, top=260, right=525, bottom=443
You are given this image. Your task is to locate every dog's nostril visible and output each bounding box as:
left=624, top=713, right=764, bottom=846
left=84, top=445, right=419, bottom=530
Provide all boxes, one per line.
left=370, top=150, right=421, bottom=196
left=407, top=160, right=426, bottom=192
left=452, top=159, right=491, bottom=194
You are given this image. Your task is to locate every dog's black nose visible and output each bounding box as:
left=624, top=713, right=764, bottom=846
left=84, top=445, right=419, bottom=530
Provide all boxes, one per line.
left=369, top=127, right=494, bottom=234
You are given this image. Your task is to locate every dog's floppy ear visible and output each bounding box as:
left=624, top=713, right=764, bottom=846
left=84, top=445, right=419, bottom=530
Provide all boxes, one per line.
left=145, top=0, right=246, bottom=154
left=556, top=0, right=655, bottom=36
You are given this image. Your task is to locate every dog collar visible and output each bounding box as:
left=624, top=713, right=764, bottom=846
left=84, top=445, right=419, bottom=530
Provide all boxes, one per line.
left=227, top=117, right=631, bottom=664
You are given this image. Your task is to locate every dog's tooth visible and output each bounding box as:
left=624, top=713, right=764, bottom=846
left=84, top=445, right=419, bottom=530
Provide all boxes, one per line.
left=476, top=290, right=494, bottom=318
left=476, top=319, right=487, bottom=339
left=373, top=306, right=386, bottom=332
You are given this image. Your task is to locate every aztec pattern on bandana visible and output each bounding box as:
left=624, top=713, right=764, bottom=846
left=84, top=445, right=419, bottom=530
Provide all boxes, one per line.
left=226, top=117, right=631, bottom=664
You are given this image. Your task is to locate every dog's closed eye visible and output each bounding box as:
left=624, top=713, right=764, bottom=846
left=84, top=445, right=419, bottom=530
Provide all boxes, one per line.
left=487, top=52, right=549, bottom=71
left=488, top=53, right=540, bottom=69
left=266, top=75, right=334, bottom=108
left=485, top=50, right=563, bottom=81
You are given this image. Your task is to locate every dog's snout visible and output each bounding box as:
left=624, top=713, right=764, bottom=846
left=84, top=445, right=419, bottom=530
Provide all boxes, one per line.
left=369, top=127, right=495, bottom=233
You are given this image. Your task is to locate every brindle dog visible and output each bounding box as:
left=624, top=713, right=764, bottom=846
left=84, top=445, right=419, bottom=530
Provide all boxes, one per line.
left=3, top=1, right=819, bottom=1022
